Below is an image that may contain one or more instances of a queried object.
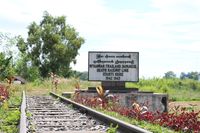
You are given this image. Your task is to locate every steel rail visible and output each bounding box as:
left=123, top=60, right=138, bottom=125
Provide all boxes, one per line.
left=50, top=92, right=152, bottom=133
left=19, top=91, right=27, bottom=133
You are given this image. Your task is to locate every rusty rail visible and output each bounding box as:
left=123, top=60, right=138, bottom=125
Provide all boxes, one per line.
left=50, top=92, right=151, bottom=133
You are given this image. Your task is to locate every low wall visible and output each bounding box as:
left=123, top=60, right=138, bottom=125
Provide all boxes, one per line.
left=126, top=92, right=168, bottom=112
left=62, top=91, right=168, bottom=113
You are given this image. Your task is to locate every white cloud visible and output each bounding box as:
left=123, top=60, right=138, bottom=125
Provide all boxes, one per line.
left=67, top=0, right=200, bottom=77
left=1, top=0, right=200, bottom=77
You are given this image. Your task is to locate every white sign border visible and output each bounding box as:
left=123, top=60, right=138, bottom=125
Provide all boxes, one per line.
left=88, top=51, right=139, bottom=82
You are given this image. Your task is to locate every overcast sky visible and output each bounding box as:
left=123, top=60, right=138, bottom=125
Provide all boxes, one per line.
left=0, top=0, right=200, bottom=78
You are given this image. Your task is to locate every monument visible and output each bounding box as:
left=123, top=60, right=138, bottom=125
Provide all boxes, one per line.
left=63, top=51, right=168, bottom=112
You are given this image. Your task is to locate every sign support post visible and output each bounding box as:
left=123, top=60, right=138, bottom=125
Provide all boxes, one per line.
left=101, top=81, right=125, bottom=90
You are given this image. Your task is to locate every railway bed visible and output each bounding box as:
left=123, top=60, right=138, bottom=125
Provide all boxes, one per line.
left=20, top=91, right=151, bottom=133
left=26, top=96, right=107, bottom=133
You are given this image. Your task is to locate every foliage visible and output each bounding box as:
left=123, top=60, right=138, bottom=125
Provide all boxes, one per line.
left=17, top=11, right=85, bottom=78
left=0, top=125, right=19, bottom=133
left=79, top=71, right=88, bottom=80
left=180, top=71, right=200, bottom=80
left=72, top=79, right=81, bottom=98
left=74, top=95, right=200, bottom=132
left=22, top=78, right=99, bottom=96
left=49, top=72, right=59, bottom=91
left=106, top=123, right=118, bottom=133
left=70, top=70, right=88, bottom=80
left=0, top=89, right=21, bottom=133
left=0, top=32, right=19, bottom=60
left=163, top=71, right=176, bottom=79
left=0, top=109, right=20, bottom=133
left=126, top=78, right=200, bottom=101
left=32, top=78, right=43, bottom=86
left=0, top=84, right=9, bottom=103
left=100, top=110, right=175, bottom=133
left=3, top=109, right=20, bottom=125
left=7, top=95, right=21, bottom=108
left=14, top=54, right=40, bottom=81
left=14, top=54, right=28, bottom=78
left=0, top=32, right=19, bottom=80
left=0, top=53, right=14, bottom=80
left=95, top=86, right=115, bottom=108
left=26, top=66, right=40, bottom=81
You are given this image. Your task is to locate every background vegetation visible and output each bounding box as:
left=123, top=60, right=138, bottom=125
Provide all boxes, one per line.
left=1, top=11, right=85, bottom=81
left=127, top=77, right=200, bottom=101
left=0, top=84, right=22, bottom=133
left=1, top=11, right=200, bottom=133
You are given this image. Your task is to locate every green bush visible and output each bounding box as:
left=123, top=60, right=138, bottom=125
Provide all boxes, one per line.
left=8, top=96, right=21, bottom=108
left=0, top=109, right=20, bottom=133
left=107, top=124, right=118, bottom=133
left=0, top=125, right=19, bottom=133
left=4, top=110, right=20, bottom=125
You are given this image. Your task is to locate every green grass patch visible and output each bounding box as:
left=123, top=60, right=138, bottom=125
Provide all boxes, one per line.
left=24, top=78, right=100, bottom=95
left=23, top=77, right=200, bottom=101
left=98, top=109, right=176, bottom=133
left=0, top=85, right=22, bottom=133
left=126, top=78, right=200, bottom=101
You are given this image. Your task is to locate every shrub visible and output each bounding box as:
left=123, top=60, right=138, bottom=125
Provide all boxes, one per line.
left=74, top=95, right=200, bottom=132
left=0, top=84, right=9, bottom=104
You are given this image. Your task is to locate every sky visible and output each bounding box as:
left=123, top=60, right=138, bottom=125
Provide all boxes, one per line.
left=0, top=0, right=200, bottom=78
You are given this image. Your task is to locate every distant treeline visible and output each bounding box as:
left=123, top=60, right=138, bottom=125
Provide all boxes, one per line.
left=164, top=71, right=200, bottom=80
left=70, top=71, right=88, bottom=80
left=73, top=70, right=200, bottom=82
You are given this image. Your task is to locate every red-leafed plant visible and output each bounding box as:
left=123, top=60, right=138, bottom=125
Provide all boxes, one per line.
left=0, top=84, right=9, bottom=103
left=73, top=94, right=200, bottom=132
left=96, top=86, right=111, bottom=108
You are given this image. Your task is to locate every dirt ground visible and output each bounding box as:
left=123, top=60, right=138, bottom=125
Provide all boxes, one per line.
left=169, top=101, right=200, bottom=112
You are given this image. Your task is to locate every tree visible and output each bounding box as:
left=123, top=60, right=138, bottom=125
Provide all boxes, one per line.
left=69, top=71, right=88, bottom=80
left=187, top=72, right=199, bottom=80
left=79, top=71, right=88, bottom=80
left=15, top=54, right=40, bottom=81
left=17, top=11, right=85, bottom=78
left=0, top=32, right=19, bottom=62
left=180, top=71, right=199, bottom=80
left=163, top=71, right=176, bottom=79
left=180, top=72, right=186, bottom=80
left=0, top=53, right=14, bottom=80
left=0, top=32, right=17, bottom=80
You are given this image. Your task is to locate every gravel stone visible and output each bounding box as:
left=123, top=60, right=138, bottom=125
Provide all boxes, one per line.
left=26, top=96, right=108, bottom=133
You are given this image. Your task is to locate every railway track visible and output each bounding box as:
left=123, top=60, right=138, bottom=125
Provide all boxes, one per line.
left=20, top=91, right=151, bottom=133
left=26, top=96, right=107, bottom=133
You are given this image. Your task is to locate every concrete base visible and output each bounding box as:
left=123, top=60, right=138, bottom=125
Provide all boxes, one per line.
left=62, top=92, right=74, bottom=98
left=127, top=92, right=168, bottom=112
left=62, top=89, right=168, bottom=113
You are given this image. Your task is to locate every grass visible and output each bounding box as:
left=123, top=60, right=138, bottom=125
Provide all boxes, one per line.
left=1, top=77, right=199, bottom=132
left=0, top=84, right=22, bottom=133
left=22, top=77, right=200, bottom=102
left=97, top=109, right=176, bottom=133
left=17, top=77, right=200, bottom=102
left=24, top=78, right=100, bottom=95
left=126, top=78, right=200, bottom=101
